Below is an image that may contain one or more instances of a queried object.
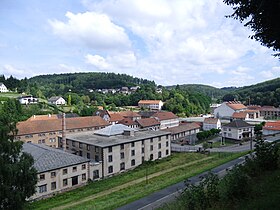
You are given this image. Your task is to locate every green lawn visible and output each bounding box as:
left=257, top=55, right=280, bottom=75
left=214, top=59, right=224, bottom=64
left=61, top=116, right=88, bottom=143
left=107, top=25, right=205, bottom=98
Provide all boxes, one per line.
left=211, top=139, right=236, bottom=148
left=27, top=152, right=247, bottom=210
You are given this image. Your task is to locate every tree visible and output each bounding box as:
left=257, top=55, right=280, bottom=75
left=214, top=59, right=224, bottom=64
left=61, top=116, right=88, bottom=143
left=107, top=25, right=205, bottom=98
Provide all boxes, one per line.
left=0, top=101, right=37, bottom=209
left=224, top=0, right=280, bottom=57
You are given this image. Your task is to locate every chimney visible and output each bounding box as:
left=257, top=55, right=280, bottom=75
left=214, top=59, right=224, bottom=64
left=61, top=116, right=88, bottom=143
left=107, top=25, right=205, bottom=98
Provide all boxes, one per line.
left=62, top=113, right=66, bottom=150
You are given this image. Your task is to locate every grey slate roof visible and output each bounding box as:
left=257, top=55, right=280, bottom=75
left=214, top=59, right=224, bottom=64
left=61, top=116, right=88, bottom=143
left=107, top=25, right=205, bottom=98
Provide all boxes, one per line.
left=22, top=143, right=89, bottom=173
left=94, top=124, right=136, bottom=137
left=224, top=119, right=253, bottom=128
left=48, top=96, right=64, bottom=102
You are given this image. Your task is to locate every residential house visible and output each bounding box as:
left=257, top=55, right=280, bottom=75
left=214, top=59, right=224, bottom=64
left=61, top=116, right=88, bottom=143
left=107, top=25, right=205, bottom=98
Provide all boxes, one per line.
left=18, top=95, right=38, bottom=104
left=263, top=121, right=280, bottom=135
left=222, top=120, right=255, bottom=141
left=231, top=112, right=249, bottom=121
left=120, top=87, right=129, bottom=94
left=138, top=110, right=157, bottom=119
left=108, top=113, right=124, bottom=124
left=61, top=124, right=171, bottom=178
left=119, top=118, right=139, bottom=129
left=138, top=100, right=164, bottom=110
left=151, top=111, right=179, bottom=129
left=136, top=118, right=160, bottom=130
left=203, top=118, right=221, bottom=131
left=94, top=110, right=110, bottom=122
left=166, top=123, right=200, bottom=144
left=16, top=116, right=109, bottom=148
left=0, top=82, right=8, bottom=92
left=214, top=101, right=247, bottom=119
left=259, top=106, right=280, bottom=118
left=119, top=111, right=141, bottom=121
left=48, top=96, right=66, bottom=105
left=23, top=143, right=90, bottom=200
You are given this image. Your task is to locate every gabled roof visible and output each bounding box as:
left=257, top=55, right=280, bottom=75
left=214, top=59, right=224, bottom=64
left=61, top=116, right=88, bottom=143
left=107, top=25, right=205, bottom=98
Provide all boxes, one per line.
left=48, top=96, right=64, bottom=102
left=119, top=118, right=138, bottom=126
left=203, top=118, right=219, bottom=124
left=119, top=111, right=141, bottom=118
left=136, top=118, right=160, bottom=128
left=138, top=100, right=162, bottom=104
left=223, top=120, right=253, bottom=128
left=226, top=102, right=247, bottom=110
left=109, top=113, right=124, bottom=122
left=94, top=110, right=109, bottom=118
left=263, top=121, right=280, bottom=131
left=232, top=112, right=248, bottom=119
left=27, top=113, right=79, bottom=121
left=22, top=143, right=89, bottom=173
left=165, top=123, right=200, bottom=134
left=94, top=124, right=135, bottom=137
left=17, top=116, right=109, bottom=135
left=0, top=82, right=5, bottom=86
left=259, top=106, right=280, bottom=111
left=138, top=111, right=157, bottom=118
left=152, top=111, right=178, bottom=121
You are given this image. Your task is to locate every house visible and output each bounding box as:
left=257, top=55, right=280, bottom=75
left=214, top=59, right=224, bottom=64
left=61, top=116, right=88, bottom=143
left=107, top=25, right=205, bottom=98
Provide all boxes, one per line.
left=16, top=116, right=109, bottom=148
left=138, top=100, right=164, bottom=110
left=23, top=143, right=90, bottom=200
left=0, top=82, right=8, bottom=92
left=259, top=106, right=280, bottom=118
left=119, top=118, right=139, bottom=129
left=94, top=110, right=110, bottom=122
left=214, top=101, right=247, bottom=119
left=119, top=111, right=141, bottom=121
left=263, top=121, right=280, bottom=135
left=61, top=124, right=171, bottom=178
left=231, top=112, right=249, bottom=121
left=120, top=87, right=129, bottom=94
left=203, top=118, right=221, bottom=131
left=165, top=123, right=200, bottom=144
left=222, top=120, right=255, bottom=141
left=108, top=113, right=124, bottom=124
left=18, top=95, right=38, bottom=104
left=27, top=113, right=79, bottom=121
left=48, top=96, right=66, bottom=105
left=151, top=111, right=179, bottom=129
left=138, top=110, right=157, bottom=119
left=136, top=118, right=160, bottom=130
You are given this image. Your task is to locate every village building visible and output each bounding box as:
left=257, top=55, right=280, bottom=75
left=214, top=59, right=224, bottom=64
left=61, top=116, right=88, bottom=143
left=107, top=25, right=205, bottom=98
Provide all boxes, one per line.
left=0, top=82, right=8, bottom=92
left=263, top=121, right=280, bottom=135
left=18, top=95, right=38, bottom=104
left=259, top=106, right=280, bottom=118
left=136, top=118, right=160, bottom=130
left=231, top=112, right=249, bottom=121
left=138, top=100, right=164, bottom=110
left=48, top=96, right=66, bottom=105
left=118, top=118, right=139, bottom=129
left=23, top=143, right=90, bottom=200
left=61, top=124, right=171, bottom=178
left=151, top=111, right=179, bottom=129
left=222, top=120, right=255, bottom=141
left=119, top=110, right=142, bottom=121
left=214, top=101, right=247, bottom=119
left=203, top=118, right=221, bottom=131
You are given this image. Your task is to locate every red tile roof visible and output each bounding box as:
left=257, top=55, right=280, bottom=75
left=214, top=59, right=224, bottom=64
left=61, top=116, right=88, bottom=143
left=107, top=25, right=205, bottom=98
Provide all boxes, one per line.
left=17, top=116, right=109, bottom=135
left=27, top=115, right=58, bottom=121
left=226, top=102, right=247, bottom=110
left=152, top=111, right=178, bottom=121
left=118, top=111, right=141, bottom=118
left=165, top=123, right=200, bottom=134
left=263, top=121, right=280, bottom=131
left=232, top=112, right=248, bottom=119
left=136, top=118, right=160, bottom=128
left=138, top=100, right=162, bottom=104
left=118, top=118, right=138, bottom=126
left=109, top=113, right=124, bottom=122
left=203, top=118, right=219, bottom=124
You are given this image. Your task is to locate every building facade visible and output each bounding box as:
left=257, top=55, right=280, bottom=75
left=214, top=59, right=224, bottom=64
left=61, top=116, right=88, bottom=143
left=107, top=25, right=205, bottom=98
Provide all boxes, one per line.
left=222, top=120, right=255, bottom=141
left=152, top=111, right=179, bottom=129
left=0, top=82, right=8, bottom=92
left=138, top=100, right=164, bottom=110
left=203, top=118, right=221, bottom=131
left=48, top=96, right=66, bottom=105
left=214, top=101, right=247, bottom=119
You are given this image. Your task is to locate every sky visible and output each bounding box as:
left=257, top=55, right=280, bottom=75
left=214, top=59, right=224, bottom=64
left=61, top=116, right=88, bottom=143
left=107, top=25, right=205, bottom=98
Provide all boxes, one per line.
left=0, top=0, right=279, bottom=88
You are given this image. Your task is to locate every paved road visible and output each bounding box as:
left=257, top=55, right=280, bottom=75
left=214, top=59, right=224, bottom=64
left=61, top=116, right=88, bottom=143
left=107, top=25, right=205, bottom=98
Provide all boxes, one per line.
left=117, top=155, right=248, bottom=210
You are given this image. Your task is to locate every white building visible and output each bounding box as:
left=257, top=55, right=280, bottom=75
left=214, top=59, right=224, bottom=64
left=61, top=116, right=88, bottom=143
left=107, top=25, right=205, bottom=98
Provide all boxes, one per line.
left=18, top=95, right=38, bottom=104
left=138, top=100, right=164, bottom=110
left=0, top=82, right=8, bottom=92
left=48, top=96, right=66, bottom=105
left=222, top=120, right=255, bottom=141
left=214, top=101, right=247, bottom=119
left=263, top=121, right=280, bottom=135
left=203, top=118, right=221, bottom=131
left=152, top=111, right=179, bottom=129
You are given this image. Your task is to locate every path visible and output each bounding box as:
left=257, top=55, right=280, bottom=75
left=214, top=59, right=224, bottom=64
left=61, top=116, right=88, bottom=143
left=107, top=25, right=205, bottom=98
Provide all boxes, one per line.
left=52, top=156, right=213, bottom=210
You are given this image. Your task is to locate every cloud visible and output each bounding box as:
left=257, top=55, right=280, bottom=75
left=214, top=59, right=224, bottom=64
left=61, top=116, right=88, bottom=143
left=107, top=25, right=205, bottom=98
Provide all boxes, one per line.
left=85, top=54, right=111, bottom=70
left=49, top=11, right=131, bottom=50
left=2, top=64, right=30, bottom=78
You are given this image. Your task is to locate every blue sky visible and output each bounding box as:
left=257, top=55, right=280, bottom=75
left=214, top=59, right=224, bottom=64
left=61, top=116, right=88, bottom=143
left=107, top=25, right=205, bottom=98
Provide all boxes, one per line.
left=0, top=0, right=279, bottom=87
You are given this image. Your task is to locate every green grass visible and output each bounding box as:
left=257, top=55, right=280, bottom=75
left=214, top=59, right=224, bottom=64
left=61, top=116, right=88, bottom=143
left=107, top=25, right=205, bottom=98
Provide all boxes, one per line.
left=27, top=152, right=247, bottom=210
left=0, top=92, right=22, bottom=98
left=211, top=139, right=236, bottom=148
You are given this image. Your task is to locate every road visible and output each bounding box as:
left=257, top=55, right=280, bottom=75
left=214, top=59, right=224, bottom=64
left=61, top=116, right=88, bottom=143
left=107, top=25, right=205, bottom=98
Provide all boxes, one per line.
left=117, top=154, right=248, bottom=210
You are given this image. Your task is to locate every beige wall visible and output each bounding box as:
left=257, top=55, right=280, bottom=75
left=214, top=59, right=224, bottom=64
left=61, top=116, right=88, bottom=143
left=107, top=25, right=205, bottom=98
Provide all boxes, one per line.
left=160, top=119, right=179, bottom=129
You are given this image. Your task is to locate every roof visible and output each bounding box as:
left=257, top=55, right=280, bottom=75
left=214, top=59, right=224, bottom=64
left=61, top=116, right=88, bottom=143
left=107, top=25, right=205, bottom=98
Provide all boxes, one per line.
left=94, top=110, right=109, bottom=118
left=66, top=129, right=171, bottom=148
left=152, top=111, right=178, bottom=121
left=119, top=111, right=141, bottom=118
left=203, top=118, right=219, bottom=124
left=226, top=102, right=247, bottom=110
left=48, top=96, right=64, bottom=102
left=232, top=112, right=248, bottom=119
left=165, top=123, right=200, bottom=135
left=223, top=120, right=253, bottom=128
left=138, top=111, right=157, bottom=118
left=109, top=113, right=124, bottom=122
left=136, top=118, right=160, bottom=128
left=94, top=124, right=136, bottom=137
left=119, top=118, right=138, bottom=126
left=22, top=143, right=89, bottom=173
left=263, top=121, right=280, bottom=131
left=138, top=100, right=162, bottom=104
left=0, top=82, right=5, bottom=86
left=27, top=114, right=59, bottom=121
left=259, top=106, right=280, bottom=111
left=17, top=116, right=109, bottom=135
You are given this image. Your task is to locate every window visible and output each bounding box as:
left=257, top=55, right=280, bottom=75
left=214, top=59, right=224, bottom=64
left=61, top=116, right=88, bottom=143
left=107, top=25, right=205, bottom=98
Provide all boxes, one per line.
left=131, top=142, right=135, bottom=147
left=66, top=140, right=69, bottom=145
left=51, top=171, right=56, bottom=178
left=72, top=176, right=78, bottom=186
left=142, top=140, right=144, bottom=145
left=108, top=146, right=112, bottom=152
left=166, top=149, right=169, bottom=155
left=166, top=141, right=169, bottom=147
left=158, top=143, right=161, bottom=149
left=108, top=155, right=113, bottom=162
left=120, top=144, right=124, bottom=150
left=87, top=153, right=90, bottom=159
left=229, top=128, right=231, bottom=131
left=72, top=166, right=77, bottom=172
left=87, top=144, right=90, bottom=151
left=158, top=136, right=161, bottom=141
left=79, top=151, right=83, bottom=156
left=166, top=135, right=168, bottom=139
left=141, top=147, right=144, bottom=154
left=108, top=166, right=113, bottom=173
left=82, top=164, right=86, bottom=170
left=51, top=182, right=56, bottom=190
left=39, top=174, right=45, bottom=181
left=142, top=156, right=145, bottom=163
left=82, top=173, right=86, bottom=181
left=93, top=170, right=99, bottom=179
left=72, top=141, right=75, bottom=147
left=39, top=184, right=47, bottom=193
left=120, top=152, right=124, bottom=159
left=150, top=145, right=153, bottom=151
left=63, top=169, right=67, bottom=175
left=42, top=139, right=45, bottom=144
left=150, top=154, right=154, bottom=160
left=131, top=150, right=135, bottom=156
left=150, top=138, right=153, bottom=143
left=79, top=143, right=83, bottom=149
left=95, top=147, right=99, bottom=152
left=158, top=151, right=162, bottom=158
left=120, top=162, right=125, bottom=170
left=63, top=179, right=68, bottom=186
left=95, top=155, right=99, bottom=162
left=131, top=159, right=135, bottom=166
